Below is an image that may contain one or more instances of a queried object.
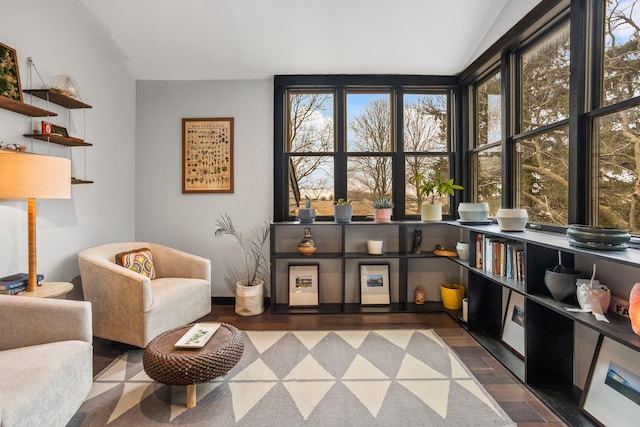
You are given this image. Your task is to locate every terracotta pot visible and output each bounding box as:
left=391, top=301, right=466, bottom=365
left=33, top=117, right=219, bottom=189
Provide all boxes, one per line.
left=374, top=208, right=392, bottom=222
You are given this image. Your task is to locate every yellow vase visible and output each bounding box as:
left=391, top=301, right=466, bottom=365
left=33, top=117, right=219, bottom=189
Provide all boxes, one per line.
left=440, top=284, right=465, bottom=310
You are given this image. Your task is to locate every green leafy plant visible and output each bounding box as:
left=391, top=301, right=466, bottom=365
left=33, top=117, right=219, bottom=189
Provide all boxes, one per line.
left=410, top=171, right=463, bottom=204
left=373, top=198, right=394, bottom=209
left=214, top=213, right=270, bottom=288
left=334, top=198, right=352, bottom=206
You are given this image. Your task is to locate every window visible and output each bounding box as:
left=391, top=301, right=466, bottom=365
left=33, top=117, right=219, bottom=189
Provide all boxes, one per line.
left=516, top=22, right=571, bottom=226
left=591, top=0, right=640, bottom=232
left=473, top=71, right=502, bottom=215
left=275, top=76, right=458, bottom=222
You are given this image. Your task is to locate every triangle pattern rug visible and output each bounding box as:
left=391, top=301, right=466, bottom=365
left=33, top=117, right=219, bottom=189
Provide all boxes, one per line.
left=69, top=329, right=515, bottom=426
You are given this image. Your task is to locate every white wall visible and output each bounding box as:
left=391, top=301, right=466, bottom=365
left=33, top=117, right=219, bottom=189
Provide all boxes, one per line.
left=135, top=80, right=273, bottom=296
left=0, top=0, right=136, bottom=288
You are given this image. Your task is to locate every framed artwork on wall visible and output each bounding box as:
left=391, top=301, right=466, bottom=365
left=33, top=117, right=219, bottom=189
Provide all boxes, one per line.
left=182, top=117, right=234, bottom=193
left=359, top=263, right=390, bottom=306
left=500, top=290, right=525, bottom=358
left=288, top=264, right=319, bottom=307
left=581, top=336, right=640, bottom=426
left=0, top=42, right=22, bottom=103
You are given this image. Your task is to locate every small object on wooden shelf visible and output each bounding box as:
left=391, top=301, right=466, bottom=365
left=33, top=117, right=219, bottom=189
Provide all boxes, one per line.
left=366, top=240, right=383, bottom=255
left=433, top=244, right=457, bottom=257
left=297, top=227, right=317, bottom=256
left=414, top=286, right=425, bottom=305
left=412, top=229, right=422, bottom=254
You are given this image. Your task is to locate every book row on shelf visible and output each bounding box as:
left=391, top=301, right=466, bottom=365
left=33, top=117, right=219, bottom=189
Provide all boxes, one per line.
left=0, top=273, right=44, bottom=295
left=475, top=233, right=525, bottom=281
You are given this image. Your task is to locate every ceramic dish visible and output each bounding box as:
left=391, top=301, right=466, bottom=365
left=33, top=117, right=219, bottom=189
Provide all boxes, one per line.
left=568, top=239, right=628, bottom=251
left=566, top=224, right=630, bottom=245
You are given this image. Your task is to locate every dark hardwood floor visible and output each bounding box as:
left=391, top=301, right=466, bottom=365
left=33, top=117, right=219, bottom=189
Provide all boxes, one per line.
left=92, top=304, right=566, bottom=427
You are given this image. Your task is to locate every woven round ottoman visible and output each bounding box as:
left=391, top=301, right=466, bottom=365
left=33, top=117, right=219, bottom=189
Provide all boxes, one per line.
left=143, top=322, right=244, bottom=408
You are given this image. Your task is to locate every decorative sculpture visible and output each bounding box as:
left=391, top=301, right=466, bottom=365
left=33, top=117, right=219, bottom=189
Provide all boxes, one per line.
left=412, top=229, right=422, bottom=254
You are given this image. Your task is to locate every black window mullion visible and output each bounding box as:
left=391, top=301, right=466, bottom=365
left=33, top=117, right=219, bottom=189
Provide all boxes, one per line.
left=334, top=88, right=347, bottom=202
left=394, top=88, right=405, bottom=218
left=502, top=53, right=515, bottom=208
left=274, top=85, right=287, bottom=222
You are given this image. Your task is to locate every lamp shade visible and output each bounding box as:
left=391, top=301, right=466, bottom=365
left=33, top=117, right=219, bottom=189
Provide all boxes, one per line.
left=0, top=151, right=71, bottom=199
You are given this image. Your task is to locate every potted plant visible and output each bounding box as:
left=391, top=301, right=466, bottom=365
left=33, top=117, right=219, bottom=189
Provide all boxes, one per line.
left=410, top=171, right=463, bottom=221
left=214, top=213, right=270, bottom=316
left=297, top=195, right=316, bottom=223
left=333, top=198, right=352, bottom=223
left=373, top=198, right=394, bottom=222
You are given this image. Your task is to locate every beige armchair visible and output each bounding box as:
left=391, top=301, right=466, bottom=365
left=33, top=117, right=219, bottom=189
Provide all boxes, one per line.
left=78, top=242, right=212, bottom=347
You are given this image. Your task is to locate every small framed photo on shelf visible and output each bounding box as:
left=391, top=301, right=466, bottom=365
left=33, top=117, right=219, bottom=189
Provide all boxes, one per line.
left=288, top=264, right=319, bottom=307
left=581, top=336, right=640, bottom=426
left=500, top=290, right=525, bottom=358
left=359, top=263, right=390, bottom=306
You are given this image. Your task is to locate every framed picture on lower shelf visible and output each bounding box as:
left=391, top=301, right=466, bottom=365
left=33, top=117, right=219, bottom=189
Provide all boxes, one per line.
left=359, top=263, right=390, bottom=306
left=500, top=290, right=525, bottom=358
left=288, top=264, right=319, bottom=307
left=581, top=336, right=640, bottom=426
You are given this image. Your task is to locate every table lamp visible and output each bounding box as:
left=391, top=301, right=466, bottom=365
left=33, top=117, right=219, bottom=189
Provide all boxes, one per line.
left=0, top=150, right=71, bottom=291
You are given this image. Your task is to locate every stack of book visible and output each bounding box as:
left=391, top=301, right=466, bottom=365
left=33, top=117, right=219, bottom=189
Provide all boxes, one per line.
left=475, top=234, right=525, bottom=281
left=0, top=273, right=44, bottom=295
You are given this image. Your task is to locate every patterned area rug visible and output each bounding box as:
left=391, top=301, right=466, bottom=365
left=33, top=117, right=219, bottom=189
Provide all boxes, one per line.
left=69, top=329, right=515, bottom=426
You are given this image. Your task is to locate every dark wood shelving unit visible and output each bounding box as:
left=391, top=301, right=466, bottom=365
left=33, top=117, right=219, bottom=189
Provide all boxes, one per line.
left=0, top=96, right=56, bottom=117
left=71, top=178, right=94, bottom=185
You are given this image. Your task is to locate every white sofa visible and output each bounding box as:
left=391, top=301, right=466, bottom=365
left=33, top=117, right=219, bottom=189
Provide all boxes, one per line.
left=78, top=242, right=212, bottom=347
left=0, top=295, right=93, bottom=427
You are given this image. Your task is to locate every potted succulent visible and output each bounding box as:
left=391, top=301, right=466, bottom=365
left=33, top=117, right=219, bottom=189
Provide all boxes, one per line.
left=373, top=198, right=394, bottom=222
left=214, top=213, right=270, bottom=316
left=297, top=195, right=316, bottom=223
left=410, top=171, right=463, bottom=221
left=333, top=198, right=353, bottom=223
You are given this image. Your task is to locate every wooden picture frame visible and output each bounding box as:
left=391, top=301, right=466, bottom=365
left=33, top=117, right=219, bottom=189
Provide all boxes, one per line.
left=581, top=336, right=640, bottom=426
left=182, top=117, right=234, bottom=193
left=0, top=42, right=22, bottom=103
left=288, top=264, right=319, bottom=307
left=500, top=290, right=525, bottom=358
left=359, top=263, right=390, bottom=306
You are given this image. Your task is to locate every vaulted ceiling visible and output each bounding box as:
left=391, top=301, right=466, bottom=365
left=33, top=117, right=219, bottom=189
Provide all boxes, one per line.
left=69, top=0, right=542, bottom=80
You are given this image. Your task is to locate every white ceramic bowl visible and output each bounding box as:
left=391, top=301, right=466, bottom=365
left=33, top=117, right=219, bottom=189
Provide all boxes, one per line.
left=458, top=203, right=489, bottom=222
left=496, top=208, right=528, bottom=231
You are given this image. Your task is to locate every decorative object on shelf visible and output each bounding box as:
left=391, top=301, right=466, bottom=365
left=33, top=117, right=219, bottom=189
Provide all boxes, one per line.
left=359, top=263, right=391, bottom=306
left=630, top=283, right=640, bottom=335
left=288, top=264, right=320, bottom=307
left=433, top=244, right=457, bottom=257
left=581, top=336, right=640, bottom=426
left=0, top=142, right=25, bottom=151
left=609, top=294, right=630, bottom=318
left=544, top=268, right=582, bottom=301
left=457, top=202, right=489, bottom=222
left=183, top=117, right=234, bottom=193
left=297, top=196, right=316, bottom=223
left=456, top=242, right=469, bottom=261
left=495, top=208, right=528, bottom=231
left=544, top=250, right=582, bottom=301
left=214, top=213, right=270, bottom=316
left=50, top=74, right=80, bottom=99
left=567, top=224, right=630, bottom=250
left=573, top=264, right=610, bottom=323
left=0, top=151, right=70, bottom=291
left=410, top=171, right=463, bottom=222
left=0, top=42, right=22, bottom=102
left=414, top=286, right=425, bottom=304
left=372, top=197, right=393, bottom=222
left=412, top=229, right=422, bottom=254
left=440, top=283, right=464, bottom=310
left=297, top=227, right=317, bottom=256
left=461, top=297, right=469, bottom=323
left=366, top=240, right=383, bottom=255
left=501, top=290, right=525, bottom=358
left=332, top=198, right=352, bottom=223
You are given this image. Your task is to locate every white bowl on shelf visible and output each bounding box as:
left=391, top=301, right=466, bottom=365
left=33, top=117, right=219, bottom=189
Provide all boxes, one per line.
left=457, top=203, right=489, bottom=222
left=456, top=242, right=470, bottom=260
left=495, top=209, right=528, bottom=231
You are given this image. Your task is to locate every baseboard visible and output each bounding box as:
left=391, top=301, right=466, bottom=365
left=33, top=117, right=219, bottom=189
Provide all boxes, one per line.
left=211, top=297, right=271, bottom=306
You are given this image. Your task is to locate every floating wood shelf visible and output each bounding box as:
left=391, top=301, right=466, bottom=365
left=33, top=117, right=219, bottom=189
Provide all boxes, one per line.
left=71, top=178, right=93, bottom=185
left=0, top=97, right=57, bottom=117
left=23, top=89, right=92, bottom=109
left=23, top=133, right=92, bottom=147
